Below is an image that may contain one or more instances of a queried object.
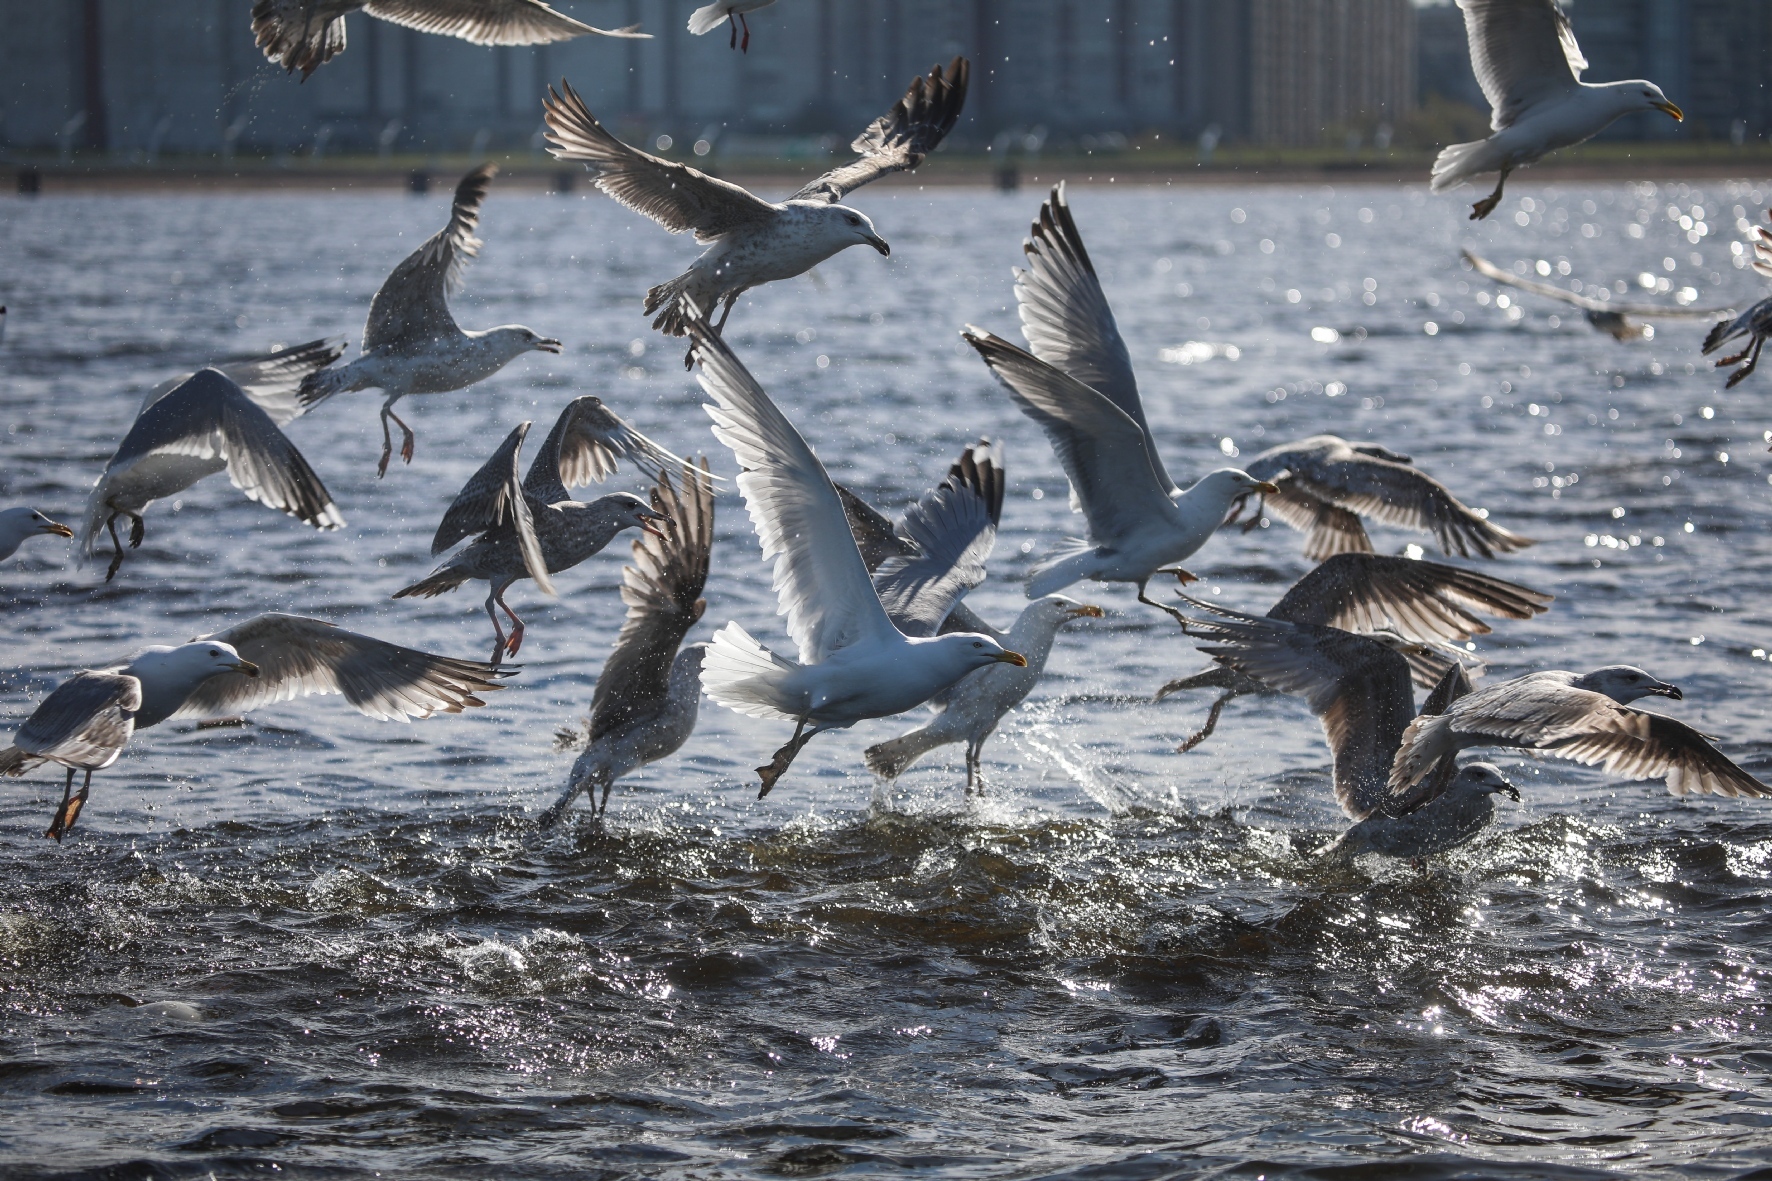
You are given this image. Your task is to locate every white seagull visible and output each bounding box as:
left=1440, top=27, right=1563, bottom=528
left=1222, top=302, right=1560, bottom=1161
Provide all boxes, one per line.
left=393, top=395, right=681, bottom=664
left=1433, top=0, right=1682, bottom=220
left=1463, top=249, right=1732, bottom=342
left=0, top=509, right=74, bottom=562
left=253, top=0, right=646, bottom=80
left=299, top=164, right=564, bottom=476
left=687, top=0, right=776, bottom=51
left=81, top=366, right=344, bottom=582
left=1, top=615, right=512, bottom=840
left=542, top=460, right=715, bottom=827
left=1391, top=667, right=1771, bottom=799
left=687, top=319, right=1026, bottom=798
left=544, top=58, right=968, bottom=361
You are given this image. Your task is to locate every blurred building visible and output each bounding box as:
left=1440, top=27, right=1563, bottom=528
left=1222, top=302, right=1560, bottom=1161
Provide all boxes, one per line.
left=0, top=0, right=1427, bottom=157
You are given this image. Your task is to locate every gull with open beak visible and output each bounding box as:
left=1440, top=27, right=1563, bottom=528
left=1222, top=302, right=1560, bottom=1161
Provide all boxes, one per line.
left=0, top=508, right=74, bottom=562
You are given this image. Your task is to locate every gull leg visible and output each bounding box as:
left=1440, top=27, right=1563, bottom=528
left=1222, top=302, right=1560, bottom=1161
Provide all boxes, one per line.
left=757, top=715, right=814, bottom=799
left=47, top=768, right=90, bottom=842
left=1727, top=336, right=1764, bottom=389
left=1176, top=691, right=1235, bottom=754
left=965, top=741, right=985, bottom=797
left=537, top=781, right=580, bottom=828
left=713, top=292, right=740, bottom=334
left=1469, top=166, right=1511, bottom=221
left=127, top=513, right=144, bottom=548
left=483, top=589, right=508, bottom=666
left=104, top=513, right=126, bottom=582
left=1137, top=576, right=1193, bottom=627
left=1716, top=344, right=1753, bottom=366
left=727, top=12, right=737, bottom=48
left=740, top=12, right=752, bottom=52
left=597, top=777, right=614, bottom=824
left=377, top=403, right=395, bottom=478
left=496, top=590, right=527, bottom=657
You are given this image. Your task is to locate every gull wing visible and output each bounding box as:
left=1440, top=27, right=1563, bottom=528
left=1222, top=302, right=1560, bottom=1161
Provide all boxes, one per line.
left=252, top=0, right=350, bottom=78
left=1465, top=250, right=1733, bottom=319
left=1548, top=709, right=1771, bottom=798
left=689, top=319, right=898, bottom=664
left=1180, top=607, right=1414, bottom=822
left=362, top=0, right=648, bottom=43
left=363, top=164, right=495, bottom=353
left=1259, top=480, right=1375, bottom=560
left=11, top=672, right=141, bottom=772
left=835, top=482, right=911, bottom=570
left=1014, top=184, right=1172, bottom=493
left=963, top=328, right=1175, bottom=550
left=1459, top=0, right=1585, bottom=131
left=1268, top=553, right=1552, bottom=643
left=524, top=394, right=698, bottom=502
left=589, top=460, right=715, bottom=741
left=173, top=614, right=514, bottom=724
left=873, top=440, right=1003, bottom=638
left=790, top=58, right=970, bottom=204
left=545, top=82, right=777, bottom=243
left=140, top=338, right=349, bottom=426
left=111, top=368, right=344, bottom=530
left=432, top=421, right=553, bottom=595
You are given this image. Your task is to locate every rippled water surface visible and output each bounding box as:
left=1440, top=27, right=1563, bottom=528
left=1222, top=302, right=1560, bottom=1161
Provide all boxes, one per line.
left=6, top=176, right=1772, bottom=1178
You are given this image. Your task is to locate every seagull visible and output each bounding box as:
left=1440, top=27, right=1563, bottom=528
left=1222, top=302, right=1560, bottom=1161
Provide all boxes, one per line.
left=1390, top=666, right=1771, bottom=799
left=541, top=460, right=714, bottom=828
left=0, top=615, right=511, bottom=840
left=1703, top=219, right=1772, bottom=390
left=1156, top=553, right=1552, bottom=753
left=962, top=327, right=1274, bottom=610
left=1432, top=0, right=1682, bottom=220
left=686, top=318, right=1026, bottom=798
left=544, top=58, right=968, bottom=362
left=687, top=0, right=776, bottom=51
left=1232, top=435, right=1532, bottom=561
left=80, top=367, right=344, bottom=582
left=393, top=395, right=682, bottom=664
left=0, top=509, right=74, bottom=562
left=252, top=0, right=646, bottom=80
left=835, top=441, right=1103, bottom=793
left=298, top=164, right=564, bottom=476
left=1175, top=600, right=1520, bottom=862
left=1463, top=250, right=1733, bottom=341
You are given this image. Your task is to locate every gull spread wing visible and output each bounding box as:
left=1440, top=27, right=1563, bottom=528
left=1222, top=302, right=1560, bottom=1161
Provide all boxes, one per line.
left=1258, top=480, right=1375, bottom=560
left=524, top=394, right=697, bottom=503
left=252, top=0, right=351, bottom=79
left=362, top=0, right=648, bottom=43
left=140, top=338, right=349, bottom=426
left=790, top=58, right=970, bottom=204
left=544, top=82, right=777, bottom=242
left=112, top=368, right=344, bottom=530
left=10, top=672, right=142, bottom=772
left=1268, top=553, right=1552, bottom=643
left=173, top=614, right=514, bottom=724
left=363, top=163, right=494, bottom=353
left=963, top=328, right=1175, bottom=550
left=1014, top=184, right=1172, bottom=493
left=1460, top=0, right=1585, bottom=131
left=835, top=482, right=910, bottom=570
left=432, top=421, right=553, bottom=595
left=589, top=460, right=715, bottom=741
left=688, top=319, right=898, bottom=664
left=1181, top=607, right=1414, bottom=821
left=873, top=440, right=1003, bottom=638
left=1465, top=251, right=1733, bottom=319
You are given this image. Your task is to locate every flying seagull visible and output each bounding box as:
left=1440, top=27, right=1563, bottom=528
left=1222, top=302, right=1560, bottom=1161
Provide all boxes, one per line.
left=1433, top=0, right=1682, bottom=219
left=1176, top=599, right=1520, bottom=862
left=542, top=459, right=714, bottom=827
left=687, top=319, right=1025, bottom=798
left=81, top=366, right=344, bottom=582
left=1703, top=219, right=1772, bottom=390
left=393, top=396, right=681, bottom=664
left=253, top=0, right=646, bottom=81
left=1231, top=434, right=1532, bottom=561
left=687, top=0, right=776, bottom=51
left=1463, top=249, right=1732, bottom=341
left=544, top=58, right=968, bottom=362
left=1390, top=666, right=1771, bottom=799
left=0, top=615, right=511, bottom=839
left=299, top=164, right=564, bottom=476
left=0, top=509, right=74, bottom=562
left=1156, top=553, right=1551, bottom=753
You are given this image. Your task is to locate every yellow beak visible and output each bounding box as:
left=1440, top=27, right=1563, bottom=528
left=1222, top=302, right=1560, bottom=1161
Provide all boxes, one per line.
left=235, top=660, right=261, bottom=678
left=995, top=650, right=1029, bottom=667
left=1654, top=100, right=1684, bottom=122
left=41, top=523, right=74, bottom=538
left=1253, top=481, right=1281, bottom=495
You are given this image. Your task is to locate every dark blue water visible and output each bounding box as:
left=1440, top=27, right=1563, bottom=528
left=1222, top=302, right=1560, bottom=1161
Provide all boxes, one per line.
left=4, top=176, right=1772, bottom=1177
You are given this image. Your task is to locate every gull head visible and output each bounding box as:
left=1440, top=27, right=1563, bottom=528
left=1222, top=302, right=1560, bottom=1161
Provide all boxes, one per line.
left=933, top=632, right=1028, bottom=675
left=1572, top=665, right=1682, bottom=704
left=814, top=203, right=890, bottom=257
left=484, top=326, right=564, bottom=359
left=129, top=641, right=260, bottom=691
left=522, top=328, right=565, bottom=355
left=1632, top=82, right=1684, bottom=122
left=1195, top=469, right=1280, bottom=503
left=0, top=507, right=75, bottom=546
left=1454, top=761, right=1520, bottom=802
left=607, top=492, right=671, bottom=539
left=29, top=511, right=74, bottom=539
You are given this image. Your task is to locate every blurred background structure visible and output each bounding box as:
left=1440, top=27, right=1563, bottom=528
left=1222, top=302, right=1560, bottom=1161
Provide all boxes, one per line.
left=0, top=0, right=1768, bottom=162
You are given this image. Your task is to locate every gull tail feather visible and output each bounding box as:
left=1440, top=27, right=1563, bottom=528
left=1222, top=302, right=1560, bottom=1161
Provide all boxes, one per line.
left=645, top=273, right=697, bottom=338
left=1026, top=540, right=1096, bottom=599
left=686, top=2, right=734, bottom=34
left=0, top=746, right=39, bottom=777
left=865, top=726, right=950, bottom=779
left=700, top=622, right=802, bottom=721
left=392, top=564, right=471, bottom=599
left=1431, top=140, right=1499, bottom=192
left=1703, top=316, right=1743, bottom=355
left=297, top=361, right=363, bottom=409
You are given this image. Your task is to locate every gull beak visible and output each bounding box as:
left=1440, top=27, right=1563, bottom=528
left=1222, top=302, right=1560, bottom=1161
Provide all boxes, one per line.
left=994, top=650, right=1029, bottom=667
left=235, top=660, right=261, bottom=678
left=1653, top=100, right=1684, bottom=122
left=535, top=337, right=564, bottom=354
left=1497, top=780, right=1521, bottom=802
left=868, top=234, right=891, bottom=257
left=639, top=508, right=670, bottom=539
left=39, top=522, right=74, bottom=538
left=1066, top=604, right=1105, bottom=620
left=1652, top=682, right=1684, bottom=700
left=1253, top=481, right=1280, bottom=495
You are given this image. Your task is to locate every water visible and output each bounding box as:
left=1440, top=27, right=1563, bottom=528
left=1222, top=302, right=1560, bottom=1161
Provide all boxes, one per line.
left=3, top=177, right=1772, bottom=1178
